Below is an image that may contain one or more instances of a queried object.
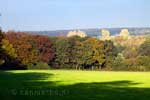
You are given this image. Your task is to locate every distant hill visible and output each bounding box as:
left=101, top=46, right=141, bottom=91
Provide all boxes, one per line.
left=24, top=27, right=150, bottom=37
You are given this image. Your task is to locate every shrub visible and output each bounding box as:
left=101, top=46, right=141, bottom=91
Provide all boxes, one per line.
left=111, top=53, right=126, bottom=70
left=137, top=56, right=150, bottom=70
left=27, top=62, right=50, bottom=70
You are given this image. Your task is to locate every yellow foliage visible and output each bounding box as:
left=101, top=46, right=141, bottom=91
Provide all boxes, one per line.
left=67, top=30, right=87, bottom=38
left=1, top=39, right=17, bottom=58
left=119, top=29, right=129, bottom=40
left=101, top=29, right=111, bottom=40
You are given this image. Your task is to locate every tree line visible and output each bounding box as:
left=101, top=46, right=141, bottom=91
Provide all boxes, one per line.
left=0, top=30, right=150, bottom=71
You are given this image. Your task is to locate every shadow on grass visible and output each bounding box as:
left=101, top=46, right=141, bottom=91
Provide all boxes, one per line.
left=0, top=71, right=150, bottom=100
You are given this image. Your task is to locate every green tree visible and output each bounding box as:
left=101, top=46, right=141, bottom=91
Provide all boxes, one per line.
left=0, top=29, right=4, bottom=65
left=80, top=38, right=105, bottom=70
left=112, top=53, right=125, bottom=70
left=52, top=37, right=70, bottom=68
left=103, top=40, right=115, bottom=69
left=139, top=37, right=150, bottom=56
left=138, top=56, right=150, bottom=68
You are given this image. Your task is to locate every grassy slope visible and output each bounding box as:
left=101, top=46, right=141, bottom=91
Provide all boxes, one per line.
left=0, top=70, right=150, bottom=100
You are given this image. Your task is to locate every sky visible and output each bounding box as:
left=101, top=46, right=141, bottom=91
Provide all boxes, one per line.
left=0, top=0, right=150, bottom=31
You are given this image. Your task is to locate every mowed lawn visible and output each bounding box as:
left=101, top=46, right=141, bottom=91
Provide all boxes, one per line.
left=0, top=70, right=150, bottom=100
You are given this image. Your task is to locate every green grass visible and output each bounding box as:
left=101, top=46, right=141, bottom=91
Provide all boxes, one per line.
left=0, top=70, right=150, bottom=100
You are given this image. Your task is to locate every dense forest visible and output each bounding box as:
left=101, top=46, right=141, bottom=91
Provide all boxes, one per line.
left=0, top=29, right=150, bottom=71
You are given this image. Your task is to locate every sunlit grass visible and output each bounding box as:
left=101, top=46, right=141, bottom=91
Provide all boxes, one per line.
left=4, top=70, right=150, bottom=87
left=0, top=70, right=150, bottom=100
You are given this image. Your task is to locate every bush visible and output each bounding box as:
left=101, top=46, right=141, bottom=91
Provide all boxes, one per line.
left=27, top=62, right=50, bottom=70
left=131, top=66, right=146, bottom=71
left=137, top=56, right=150, bottom=70
left=110, top=53, right=126, bottom=70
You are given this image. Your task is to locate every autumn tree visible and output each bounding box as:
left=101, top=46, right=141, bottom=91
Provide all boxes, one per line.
left=67, top=30, right=87, bottom=38
left=80, top=38, right=105, bottom=69
left=6, top=32, right=54, bottom=66
left=0, top=39, right=21, bottom=69
left=0, top=30, right=22, bottom=69
left=101, top=29, right=111, bottom=40
left=0, top=29, right=4, bottom=65
left=6, top=32, right=38, bottom=65
left=31, top=35, right=54, bottom=63
left=119, top=29, right=129, bottom=40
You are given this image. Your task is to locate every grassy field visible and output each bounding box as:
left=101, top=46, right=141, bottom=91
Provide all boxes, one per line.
left=0, top=70, right=150, bottom=100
